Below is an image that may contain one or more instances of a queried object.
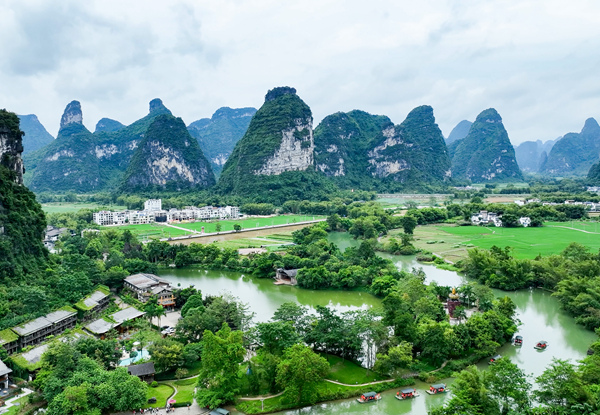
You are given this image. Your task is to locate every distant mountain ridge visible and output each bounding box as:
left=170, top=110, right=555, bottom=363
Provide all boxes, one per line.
left=18, top=114, right=54, bottom=155
left=446, top=120, right=472, bottom=145
left=514, top=139, right=556, bottom=173
left=451, top=108, right=523, bottom=182
left=540, top=118, right=600, bottom=176
left=187, top=106, right=257, bottom=177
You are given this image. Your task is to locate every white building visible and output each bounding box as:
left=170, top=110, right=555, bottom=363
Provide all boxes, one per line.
left=519, top=217, right=532, bottom=227
left=93, top=211, right=115, bottom=226
left=471, top=211, right=502, bottom=227
left=144, top=199, right=162, bottom=211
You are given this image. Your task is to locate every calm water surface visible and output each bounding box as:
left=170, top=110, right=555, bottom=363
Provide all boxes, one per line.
left=160, top=232, right=598, bottom=415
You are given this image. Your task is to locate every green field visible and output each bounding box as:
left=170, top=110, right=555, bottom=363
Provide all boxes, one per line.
left=323, top=354, right=386, bottom=384
left=101, top=215, right=324, bottom=240
left=144, top=383, right=174, bottom=408
left=410, top=222, right=600, bottom=260
left=42, top=202, right=126, bottom=214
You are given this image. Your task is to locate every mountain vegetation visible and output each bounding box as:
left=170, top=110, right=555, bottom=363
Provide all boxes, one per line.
left=18, top=114, right=54, bottom=154
left=121, top=114, right=215, bottom=191
left=541, top=118, right=600, bottom=176
left=94, top=117, right=125, bottom=133
left=445, top=119, right=472, bottom=145
left=187, top=106, right=257, bottom=177
left=451, top=108, right=523, bottom=182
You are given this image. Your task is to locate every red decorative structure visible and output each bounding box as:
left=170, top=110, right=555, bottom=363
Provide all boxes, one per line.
left=447, top=287, right=460, bottom=318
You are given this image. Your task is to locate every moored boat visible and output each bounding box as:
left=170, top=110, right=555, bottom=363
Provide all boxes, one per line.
left=396, top=388, right=419, bottom=400
left=357, top=391, right=381, bottom=403
left=426, top=384, right=449, bottom=395
left=488, top=354, right=502, bottom=364
left=534, top=340, right=548, bottom=350
left=514, top=335, right=523, bottom=346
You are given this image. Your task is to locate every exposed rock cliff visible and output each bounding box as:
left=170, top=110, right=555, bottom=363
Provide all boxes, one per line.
left=122, top=114, right=215, bottom=190
left=366, top=105, right=451, bottom=188
left=18, top=114, right=54, bottom=154
left=60, top=100, right=83, bottom=128
left=451, top=108, right=522, bottom=182
left=187, top=107, right=256, bottom=177
left=540, top=118, right=600, bottom=176
left=218, top=87, right=317, bottom=193
left=0, top=110, right=25, bottom=184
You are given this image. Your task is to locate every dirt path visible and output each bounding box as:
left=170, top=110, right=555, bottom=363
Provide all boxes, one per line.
left=547, top=225, right=600, bottom=234
left=324, top=378, right=396, bottom=387
left=238, top=391, right=285, bottom=401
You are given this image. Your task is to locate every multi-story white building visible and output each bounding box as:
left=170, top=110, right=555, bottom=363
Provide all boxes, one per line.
left=93, top=211, right=115, bottom=226
left=144, top=199, right=162, bottom=211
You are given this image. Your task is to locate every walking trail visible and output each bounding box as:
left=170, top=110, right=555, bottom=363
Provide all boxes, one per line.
left=547, top=225, right=600, bottom=234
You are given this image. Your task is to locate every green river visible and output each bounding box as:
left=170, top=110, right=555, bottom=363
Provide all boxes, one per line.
left=157, top=232, right=598, bottom=415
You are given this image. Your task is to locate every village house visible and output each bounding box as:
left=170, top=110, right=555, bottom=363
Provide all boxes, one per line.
left=519, top=217, right=532, bottom=227
left=274, top=268, right=299, bottom=285
left=470, top=211, right=503, bottom=227
left=124, top=274, right=175, bottom=307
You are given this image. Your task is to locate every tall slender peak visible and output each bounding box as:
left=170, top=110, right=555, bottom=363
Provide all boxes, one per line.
left=0, top=109, right=25, bottom=184
left=149, top=98, right=167, bottom=114
left=60, top=100, right=83, bottom=130
left=581, top=117, right=600, bottom=135
left=475, top=108, right=502, bottom=124
left=265, top=86, right=297, bottom=102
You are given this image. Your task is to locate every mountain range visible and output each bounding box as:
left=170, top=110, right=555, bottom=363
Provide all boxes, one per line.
left=20, top=86, right=600, bottom=198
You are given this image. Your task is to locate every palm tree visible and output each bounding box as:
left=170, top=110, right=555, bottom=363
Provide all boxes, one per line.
left=144, top=296, right=166, bottom=328
left=454, top=306, right=467, bottom=323
left=459, top=284, right=475, bottom=308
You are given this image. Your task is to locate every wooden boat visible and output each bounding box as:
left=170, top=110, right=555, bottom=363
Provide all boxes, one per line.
left=426, top=384, right=449, bottom=395
left=514, top=335, right=523, bottom=346
left=534, top=340, right=548, bottom=350
left=396, top=388, right=420, bottom=400
left=488, top=354, right=502, bottom=364
left=357, top=392, right=381, bottom=403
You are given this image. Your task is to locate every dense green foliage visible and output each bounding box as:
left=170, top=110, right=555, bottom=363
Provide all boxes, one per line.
left=462, top=242, right=600, bottom=330
left=18, top=114, right=54, bottom=154
left=94, top=117, right=125, bottom=133
left=587, top=160, right=600, bottom=183
left=313, top=110, right=392, bottom=189
left=121, top=114, right=215, bottom=191
left=187, top=107, right=257, bottom=177
left=452, top=108, right=523, bottom=182
left=542, top=118, right=600, bottom=176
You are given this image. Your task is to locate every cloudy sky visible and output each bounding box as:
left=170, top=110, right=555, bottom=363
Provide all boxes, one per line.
left=2, top=0, right=600, bottom=144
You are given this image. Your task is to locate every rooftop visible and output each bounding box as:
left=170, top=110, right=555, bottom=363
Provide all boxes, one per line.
left=75, top=286, right=110, bottom=311
left=124, top=273, right=168, bottom=290
left=13, top=317, right=52, bottom=336
left=85, top=318, right=115, bottom=335
left=127, top=362, right=155, bottom=377
left=112, top=307, right=145, bottom=324
left=45, top=307, right=77, bottom=324
left=0, top=328, right=18, bottom=345
left=0, top=359, right=12, bottom=377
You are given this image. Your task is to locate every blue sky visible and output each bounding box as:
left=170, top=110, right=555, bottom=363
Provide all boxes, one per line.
left=2, top=0, right=600, bottom=144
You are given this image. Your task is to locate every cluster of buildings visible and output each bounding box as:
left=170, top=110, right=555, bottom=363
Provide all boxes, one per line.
left=92, top=199, right=241, bottom=226
left=470, top=211, right=531, bottom=227
left=515, top=198, right=600, bottom=211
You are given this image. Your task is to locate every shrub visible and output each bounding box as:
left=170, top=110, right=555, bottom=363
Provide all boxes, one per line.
left=151, top=381, right=158, bottom=388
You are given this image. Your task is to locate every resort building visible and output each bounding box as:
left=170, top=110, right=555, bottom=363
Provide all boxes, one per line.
left=124, top=273, right=174, bottom=307
left=0, top=329, right=18, bottom=355
left=144, top=199, right=162, bottom=212
left=85, top=307, right=146, bottom=338
left=74, top=285, right=111, bottom=317
left=12, top=307, right=77, bottom=348
left=127, top=362, right=156, bottom=383
left=274, top=268, right=299, bottom=285
left=0, top=359, right=12, bottom=389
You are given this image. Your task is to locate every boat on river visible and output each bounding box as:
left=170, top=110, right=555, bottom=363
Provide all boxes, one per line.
left=514, top=335, right=523, bottom=346
left=535, top=340, right=548, bottom=350
left=426, top=384, right=449, bottom=395
left=396, top=388, right=419, bottom=400
left=488, top=354, right=502, bottom=364
left=357, top=392, right=381, bottom=403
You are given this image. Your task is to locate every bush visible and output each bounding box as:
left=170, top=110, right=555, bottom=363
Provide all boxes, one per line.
left=151, top=381, right=158, bottom=388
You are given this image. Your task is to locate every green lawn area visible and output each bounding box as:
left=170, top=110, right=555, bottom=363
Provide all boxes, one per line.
left=3, top=396, right=30, bottom=415
left=41, top=202, right=126, bottom=214
left=155, top=361, right=202, bottom=381
left=417, top=221, right=600, bottom=260
left=101, top=215, right=324, bottom=240
left=144, top=383, right=174, bottom=408
left=170, top=378, right=196, bottom=403
left=323, top=354, right=386, bottom=384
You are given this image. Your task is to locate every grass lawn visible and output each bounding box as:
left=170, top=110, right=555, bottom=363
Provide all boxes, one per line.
left=144, top=383, right=174, bottom=408
left=409, top=221, right=600, bottom=260
left=323, top=354, right=386, bottom=384
left=41, top=202, right=126, bottom=214
left=171, top=378, right=197, bottom=403
left=177, top=215, right=323, bottom=234
left=155, top=361, right=202, bottom=381
left=4, top=396, right=30, bottom=415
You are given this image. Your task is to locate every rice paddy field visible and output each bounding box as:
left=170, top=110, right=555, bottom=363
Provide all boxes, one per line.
left=101, top=215, right=324, bottom=240
left=405, top=221, right=600, bottom=261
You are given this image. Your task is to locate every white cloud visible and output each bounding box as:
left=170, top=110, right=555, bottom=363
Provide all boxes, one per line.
left=1, top=0, right=600, bottom=143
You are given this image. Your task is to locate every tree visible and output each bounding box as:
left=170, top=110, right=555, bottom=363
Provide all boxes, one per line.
left=257, top=321, right=301, bottom=355
left=373, top=342, right=413, bottom=377
left=434, top=365, right=499, bottom=415
left=196, top=323, right=245, bottom=408
left=233, top=224, right=242, bottom=232
left=215, top=223, right=222, bottom=233
left=143, top=296, right=166, bottom=327
left=148, top=339, right=183, bottom=373
left=485, top=357, right=531, bottom=414
left=276, top=344, right=330, bottom=404
left=181, top=294, right=205, bottom=317
left=534, top=358, right=588, bottom=409
left=402, top=215, right=418, bottom=235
